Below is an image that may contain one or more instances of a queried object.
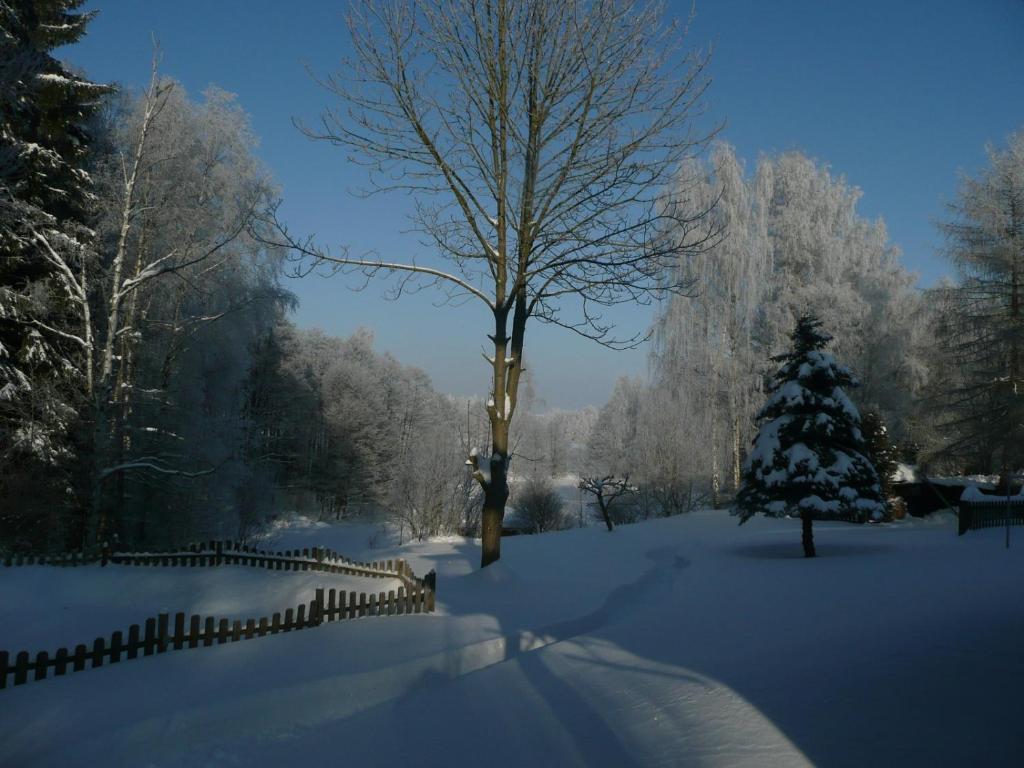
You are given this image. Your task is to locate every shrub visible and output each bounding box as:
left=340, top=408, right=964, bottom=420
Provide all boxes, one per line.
left=515, top=477, right=570, bottom=533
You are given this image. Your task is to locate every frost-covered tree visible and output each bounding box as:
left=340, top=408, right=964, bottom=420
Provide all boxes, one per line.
left=736, top=316, right=886, bottom=558
left=932, top=129, right=1024, bottom=484
left=83, top=75, right=281, bottom=546
left=653, top=145, right=771, bottom=501
left=651, top=144, right=930, bottom=503
left=267, top=0, right=718, bottom=566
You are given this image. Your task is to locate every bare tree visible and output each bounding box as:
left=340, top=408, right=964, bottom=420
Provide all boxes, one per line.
left=267, top=0, right=717, bottom=566
left=578, top=475, right=634, bottom=532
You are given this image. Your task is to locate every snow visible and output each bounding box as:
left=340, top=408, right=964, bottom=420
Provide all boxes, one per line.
left=961, top=484, right=988, bottom=503
left=3, top=512, right=1024, bottom=767
left=893, top=462, right=919, bottom=483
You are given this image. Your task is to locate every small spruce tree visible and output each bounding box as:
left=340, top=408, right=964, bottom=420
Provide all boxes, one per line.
left=861, top=410, right=898, bottom=502
left=736, top=316, right=886, bottom=557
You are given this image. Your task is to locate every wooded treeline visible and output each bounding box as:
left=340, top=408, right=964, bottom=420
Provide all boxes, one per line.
left=3, top=3, right=1021, bottom=553
left=0, top=4, right=489, bottom=553
left=588, top=133, right=1024, bottom=512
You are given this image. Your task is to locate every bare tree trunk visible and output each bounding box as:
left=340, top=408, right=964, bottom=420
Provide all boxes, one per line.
left=731, top=406, right=742, bottom=492
left=480, top=464, right=508, bottom=567
left=801, top=511, right=816, bottom=558
left=710, top=412, right=721, bottom=509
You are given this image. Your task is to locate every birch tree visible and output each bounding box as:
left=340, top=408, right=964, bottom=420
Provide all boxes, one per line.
left=650, top=145, right=928, bottom=502
left=83, top=73, right=278, bottom=545
left=269, top=0, right=717, bottom=566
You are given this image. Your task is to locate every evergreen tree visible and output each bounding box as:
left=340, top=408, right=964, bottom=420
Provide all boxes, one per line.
left=861, top=409, right=898, bottom=502
left=1, top=1, right=107, bottom=547
left=736, top=316, right=886, bottom=557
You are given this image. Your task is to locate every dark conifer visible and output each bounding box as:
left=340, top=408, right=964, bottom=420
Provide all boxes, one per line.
left=736, top=315, right=886, bottom=557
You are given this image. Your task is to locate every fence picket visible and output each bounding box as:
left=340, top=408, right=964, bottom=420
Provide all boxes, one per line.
left=157, top=614, right=169, bottom=653
left=91, top=637, right=105, bottom=668
left=33, top=651, right=48, bottom=681
left=53, top=648, right=68, bottom=676
left=188, top=616, right=200, bottom=649
left=144, top=618, right=156, bottom=656
left=13, top=651, right=29, bottom=684
left=127, top=624, right=141, bottom=658
left=174, top=613, right=186, bottom=651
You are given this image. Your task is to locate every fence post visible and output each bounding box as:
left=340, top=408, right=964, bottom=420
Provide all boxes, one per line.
left=13, top=651, right=29, bottom=685
left=174, top=613, right=186, bottom=650
left=127, top=624, right=141, bottom=659
left=91, top=637, right=105, bottom=668
left=33, top=651, right=48, bottom=682
left=315, top=588, right=325, bottom=626
left=157, top=613, right=169, bottom=653
left=144, top=618, right=157, bottom=656
left=54, top=648, right=68, bottom=676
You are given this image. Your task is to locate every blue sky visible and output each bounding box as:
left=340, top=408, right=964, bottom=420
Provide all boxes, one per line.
left=65, top=0, right=1024, bottom=408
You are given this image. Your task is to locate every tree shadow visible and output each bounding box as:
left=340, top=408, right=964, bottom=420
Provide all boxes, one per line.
left=728, top=541, right=894, bottom=560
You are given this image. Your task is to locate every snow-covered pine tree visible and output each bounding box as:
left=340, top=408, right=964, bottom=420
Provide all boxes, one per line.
left=736, top=315, right=886, bottom=557
left=0, top=1, right=107, bottom=545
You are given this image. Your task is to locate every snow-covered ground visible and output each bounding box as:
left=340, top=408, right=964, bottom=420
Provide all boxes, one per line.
left=2, top=510, right=1023, bottom=766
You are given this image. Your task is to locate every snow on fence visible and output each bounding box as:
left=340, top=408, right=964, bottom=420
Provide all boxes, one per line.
left=0, top=541, right=438, bottom=691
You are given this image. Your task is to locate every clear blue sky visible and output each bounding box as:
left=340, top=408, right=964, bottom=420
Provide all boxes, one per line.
left=64, top=0, right=1024, bottom=408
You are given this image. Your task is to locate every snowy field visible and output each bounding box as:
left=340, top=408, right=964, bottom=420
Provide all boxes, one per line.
left=2, top=510, right=1023, bottom=766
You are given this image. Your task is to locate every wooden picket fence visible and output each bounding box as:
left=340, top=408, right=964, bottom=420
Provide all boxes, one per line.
left=0, top=583, right=435, bottom=690
left=957, top=497, right=1024, bottom=536
left=2, top=539, right=437, bottom=594
left=1, top=540, right=438, bottom=691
